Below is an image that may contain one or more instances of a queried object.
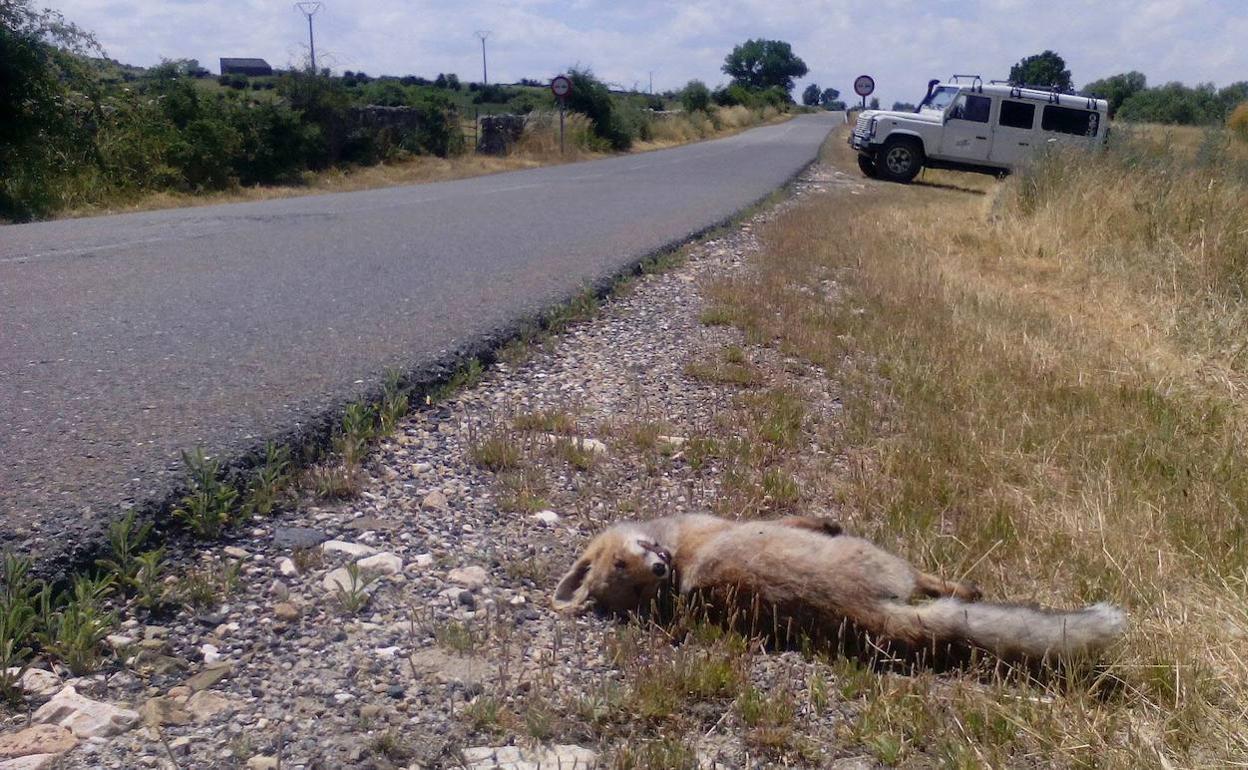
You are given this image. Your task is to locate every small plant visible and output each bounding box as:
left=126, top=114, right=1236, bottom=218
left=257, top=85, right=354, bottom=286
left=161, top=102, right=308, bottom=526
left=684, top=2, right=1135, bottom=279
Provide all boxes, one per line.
left=174, top=560, right=242, bottom=610
left=96, top=511, right=153, bottom=585
left=512, top=409, right=576, bottom=434
left=0, top=555, right=40, bottom=705
left=470, top=433, right=523, bottom=472
left=496, top=467, right=549, bottom=513
left=309, top=461, right=361, bottom=500
left=434, top=620, right=477, bottom=654
left=336, top=402, right=377, bottom=467
left=367, top=729, right=412, bottom=762
left=333, top=563, right=376, bottom=614
left=291, top=546, right=324, bottom=573
left=430, top=358, right=485, bottom=402
left=244, top=441, right=292, bottom=516
left=132, top=549, right=169, bottom=610
left=173, top=448, right=239, bottom=539
left=377, top=368, right=410, bottom=434
left=550, top=437, right=598, bottom=472
left=36, top=574, right=117, bottom=676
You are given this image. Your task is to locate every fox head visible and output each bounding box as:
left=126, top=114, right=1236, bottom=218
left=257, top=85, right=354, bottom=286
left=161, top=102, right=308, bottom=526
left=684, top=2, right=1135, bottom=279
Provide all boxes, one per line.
left=552, top=524, right=672, bottom=614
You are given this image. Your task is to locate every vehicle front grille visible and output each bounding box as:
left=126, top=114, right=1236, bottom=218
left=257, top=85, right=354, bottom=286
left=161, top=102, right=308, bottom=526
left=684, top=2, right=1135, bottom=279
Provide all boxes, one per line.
left=854, top=114, right=872, bottom=138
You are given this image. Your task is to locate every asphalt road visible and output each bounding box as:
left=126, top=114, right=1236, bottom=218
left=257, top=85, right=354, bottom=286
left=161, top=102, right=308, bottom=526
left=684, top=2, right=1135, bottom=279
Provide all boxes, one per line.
left=0, top=112, right=836, bottom=566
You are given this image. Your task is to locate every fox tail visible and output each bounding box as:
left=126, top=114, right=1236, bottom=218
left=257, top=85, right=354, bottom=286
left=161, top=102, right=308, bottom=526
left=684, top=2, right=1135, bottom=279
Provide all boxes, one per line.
left=881, top=598, right=1126, bottom=661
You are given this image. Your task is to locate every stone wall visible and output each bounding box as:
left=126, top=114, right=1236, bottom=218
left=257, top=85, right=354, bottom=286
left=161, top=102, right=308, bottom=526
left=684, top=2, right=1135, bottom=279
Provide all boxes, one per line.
left=477, top=114, right=527, bottom=155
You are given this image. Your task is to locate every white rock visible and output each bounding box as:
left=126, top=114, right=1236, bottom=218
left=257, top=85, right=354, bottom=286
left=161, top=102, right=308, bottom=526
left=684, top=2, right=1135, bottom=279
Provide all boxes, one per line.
left=531, top=510, right=560, bottom=525
left=5, top=668, right=62, bottom=697
left=185, top=691, right=233, bottom=722
left=545, top=435, right=608, bottom=454
left=268, top=579, right=289, bottom=601
left=222, top=546, right=249, bottom=560
left=356, top=552, right=402, bottom=576
left=461, top=744, right=597, bottom=770
left=414, top=553, right=434, bottom=567
left=373, top=646, right=400, bottom=659
left=332, top=693, right=355, bottom=705
left=322, top=567, right=355, bottom=594
left=447, top=566, right=488, bottom=591
left=509, top=595, right=526, bottom=606
left=657, top=435, right=687, bottom=448
left=200, top=644, right=221, bottom=665
left=32, top=685, right=139, bottom=739
left=104, top=635, right=135, bottom=650
left=245, top=757, right=278, bottom=770
left=0, top=755, right=61, bottom=770
left=277, top=557, right=299, bottom=577
left=321, top=540, right=377, bottom=558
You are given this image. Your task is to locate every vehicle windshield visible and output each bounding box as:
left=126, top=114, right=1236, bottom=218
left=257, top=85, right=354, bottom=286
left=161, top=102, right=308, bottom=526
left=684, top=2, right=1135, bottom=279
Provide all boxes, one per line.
left=920, top=86, right=959, bottom=112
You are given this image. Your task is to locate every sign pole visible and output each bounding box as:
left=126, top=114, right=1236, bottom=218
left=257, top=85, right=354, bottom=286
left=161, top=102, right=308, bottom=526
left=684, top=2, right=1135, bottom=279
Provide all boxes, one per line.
left=550, top=75, right=573, bottom=155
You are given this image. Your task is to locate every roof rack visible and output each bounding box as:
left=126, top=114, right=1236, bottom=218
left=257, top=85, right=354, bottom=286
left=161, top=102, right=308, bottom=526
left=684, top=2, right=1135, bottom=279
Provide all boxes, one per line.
left=988, top=79, right=1102, bottom=108
left=948, top=74, right=983, bottom=92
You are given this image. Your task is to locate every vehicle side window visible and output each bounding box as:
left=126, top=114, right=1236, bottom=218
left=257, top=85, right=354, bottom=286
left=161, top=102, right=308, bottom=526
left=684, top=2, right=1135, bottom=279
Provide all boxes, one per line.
left=1041, top=106, right=1100, bottom=136
left=949, top=94, right=991, bottom=123
left=999, top=100, right=1035, bottom=129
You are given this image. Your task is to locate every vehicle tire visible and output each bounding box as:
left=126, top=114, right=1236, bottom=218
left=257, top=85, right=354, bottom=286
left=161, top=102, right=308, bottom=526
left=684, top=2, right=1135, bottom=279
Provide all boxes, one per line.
left=876, top=137, right=924, bottom=183
left=857, top=154, right=878, bottom=178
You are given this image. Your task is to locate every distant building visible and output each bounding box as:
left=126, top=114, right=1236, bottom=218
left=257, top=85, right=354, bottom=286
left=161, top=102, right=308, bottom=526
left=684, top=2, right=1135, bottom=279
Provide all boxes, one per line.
left=219, top=58, right=273, bottom=77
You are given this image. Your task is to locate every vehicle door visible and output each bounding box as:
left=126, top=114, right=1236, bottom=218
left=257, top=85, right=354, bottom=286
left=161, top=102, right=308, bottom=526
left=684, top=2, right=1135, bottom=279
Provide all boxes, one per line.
left=939, top=92, right=993, bottom=162
left=989, top=99, right=1038, bottom=166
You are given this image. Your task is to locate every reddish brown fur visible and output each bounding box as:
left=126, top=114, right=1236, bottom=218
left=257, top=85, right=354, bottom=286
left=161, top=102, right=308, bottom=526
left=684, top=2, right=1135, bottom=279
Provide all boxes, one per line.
left=553, top=514, right=1124, bottom=662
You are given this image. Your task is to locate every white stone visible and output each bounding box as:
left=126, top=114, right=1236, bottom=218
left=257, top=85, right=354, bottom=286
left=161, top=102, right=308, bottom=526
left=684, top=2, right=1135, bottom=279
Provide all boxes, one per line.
left=277, top=557, right=299, bottom=577
left=373, top=646, right=400, bottom=659
left=5, top=668, right=62, bottom=697
left=545, top=435, right=607, bottom=454
left=185, top=691, right=233, bottom=722
left=414, top=553, right=434, bottom=567
left=246, top=757, right=279, bottom=770
left=509, top=595, right=526, bottom=605
left=32, top=686, right=140, bottom=739
left=321, top=540, right=377, bottom=558
left=461, top=744, right=597, bottom=770
left=0, top=755, right=60, bottom=770
left=657, top=435, right=687, bottom=449
left=222, top=547, right=249, bottom=560
left=356, top=552, right=402, bottom=576
left=322, top=567, right=355, bottom=594
left=200, top=644, right=221, bottom=665
left=447, top=566, right=488, bottom=591
left=104, top=635, right=135, bottom=650
left=531, top=510, right=560, bottom=524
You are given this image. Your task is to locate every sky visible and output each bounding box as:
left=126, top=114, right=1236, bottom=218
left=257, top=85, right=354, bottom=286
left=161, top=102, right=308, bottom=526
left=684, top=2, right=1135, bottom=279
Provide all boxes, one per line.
left=46, top=0, right=1248, bottom=106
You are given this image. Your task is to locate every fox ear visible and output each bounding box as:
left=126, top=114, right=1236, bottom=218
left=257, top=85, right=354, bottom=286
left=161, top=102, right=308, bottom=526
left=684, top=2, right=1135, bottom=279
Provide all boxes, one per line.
left=552, top=558, right=593, bottom=613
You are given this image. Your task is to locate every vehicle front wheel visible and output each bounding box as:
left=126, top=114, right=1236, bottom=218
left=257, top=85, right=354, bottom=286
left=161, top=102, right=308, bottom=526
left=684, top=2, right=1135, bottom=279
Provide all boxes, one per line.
left=876, top=138, right=923, bottom=183
left=857, top=154, right=878, bottom=178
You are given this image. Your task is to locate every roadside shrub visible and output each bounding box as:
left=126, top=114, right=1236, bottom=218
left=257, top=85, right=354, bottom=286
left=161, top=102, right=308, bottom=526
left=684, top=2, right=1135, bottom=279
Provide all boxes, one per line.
left=566, top=68, right=633, bottom=151
left=681, top=80, right=712, bottom=113
left=1230, top=102, right=1248, bottom=141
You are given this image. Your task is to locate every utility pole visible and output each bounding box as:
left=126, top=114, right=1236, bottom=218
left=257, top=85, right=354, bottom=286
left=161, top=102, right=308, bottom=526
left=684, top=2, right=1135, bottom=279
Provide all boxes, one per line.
left=474, top=30, right=491, bottom=85
left=295, top=2, right=324, bottom=73
left=648, top=71, right=653, bottom=95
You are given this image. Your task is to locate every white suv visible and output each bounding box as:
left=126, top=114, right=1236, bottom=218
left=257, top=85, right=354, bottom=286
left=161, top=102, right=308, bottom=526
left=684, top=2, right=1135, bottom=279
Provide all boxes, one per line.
left=850, top=76, right=1109, bottom=182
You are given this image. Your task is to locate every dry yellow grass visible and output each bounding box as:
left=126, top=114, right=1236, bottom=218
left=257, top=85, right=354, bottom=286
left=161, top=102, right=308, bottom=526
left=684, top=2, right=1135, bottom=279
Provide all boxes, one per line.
left=58, top=106, right=787, bottom=220
left=696, top=129, right=1248, bottom=765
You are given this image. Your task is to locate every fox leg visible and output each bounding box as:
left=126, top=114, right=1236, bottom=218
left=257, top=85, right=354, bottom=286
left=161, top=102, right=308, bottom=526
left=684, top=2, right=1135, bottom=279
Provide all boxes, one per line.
left=775, top=516, right=843, bottom=538
left=914, top=571, right=982, bottom=602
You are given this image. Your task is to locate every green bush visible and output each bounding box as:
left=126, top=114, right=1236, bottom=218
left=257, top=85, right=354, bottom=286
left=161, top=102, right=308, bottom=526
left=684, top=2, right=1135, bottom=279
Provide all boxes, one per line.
left=681, top=80, right=712, bottom=113
left=566, top=69, right=633, bottom=150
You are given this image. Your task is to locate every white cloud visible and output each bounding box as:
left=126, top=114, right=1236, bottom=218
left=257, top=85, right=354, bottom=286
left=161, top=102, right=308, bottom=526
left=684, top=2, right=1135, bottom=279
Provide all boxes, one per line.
left=45, top=0, right=1248, bottom=105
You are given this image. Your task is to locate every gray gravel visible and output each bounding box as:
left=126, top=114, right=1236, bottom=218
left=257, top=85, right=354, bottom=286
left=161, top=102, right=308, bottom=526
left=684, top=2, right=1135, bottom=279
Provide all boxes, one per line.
left=0, top=114, right=837, bottom=570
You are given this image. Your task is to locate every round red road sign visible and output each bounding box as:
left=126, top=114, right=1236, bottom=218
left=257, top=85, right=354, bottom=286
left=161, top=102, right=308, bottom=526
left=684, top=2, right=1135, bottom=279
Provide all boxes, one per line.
left=551, top=75, right=572, bottom=99
left=853, top=75, right=875, bottom=97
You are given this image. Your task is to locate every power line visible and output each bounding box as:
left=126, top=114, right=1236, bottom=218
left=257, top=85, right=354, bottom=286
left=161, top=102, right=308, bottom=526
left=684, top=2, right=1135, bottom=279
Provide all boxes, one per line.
left=474, top=30, right=491, bottom=86
left=294, top=2, right=324, bottom=72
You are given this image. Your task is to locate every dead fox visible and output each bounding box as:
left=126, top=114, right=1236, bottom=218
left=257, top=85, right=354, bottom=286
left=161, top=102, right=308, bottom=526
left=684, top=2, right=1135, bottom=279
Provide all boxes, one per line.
left=552, top=514, right=1126, bottom=662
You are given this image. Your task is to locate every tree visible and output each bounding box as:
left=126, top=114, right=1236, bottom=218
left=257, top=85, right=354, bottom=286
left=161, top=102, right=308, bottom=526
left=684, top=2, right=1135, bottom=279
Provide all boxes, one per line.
left=680, top=80, right=711, bottom=113
left=1084, top=72, right=1146, bottom=115
left=891, top=101, right=917, bottom=112
left=820, top=87, right=840, bottom=108
left=722, top=39, right=808, bottom=94
left=868, top=97, right=879, bottom=110
left=0, top=1, right=101, bottom=220
left=802, top=83, right=820, bottom=106
left=1009, top=50, right=1073, bottom=91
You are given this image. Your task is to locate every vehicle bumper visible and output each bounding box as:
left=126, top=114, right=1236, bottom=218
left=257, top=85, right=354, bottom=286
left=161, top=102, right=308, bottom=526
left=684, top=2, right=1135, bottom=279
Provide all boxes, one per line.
left=849, top=133, right=875, bottom=152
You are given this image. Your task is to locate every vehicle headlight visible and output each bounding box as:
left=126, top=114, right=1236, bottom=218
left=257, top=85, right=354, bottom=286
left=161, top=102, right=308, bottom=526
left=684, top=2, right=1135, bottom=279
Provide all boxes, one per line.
left=868, top=117, right=878, bottom=138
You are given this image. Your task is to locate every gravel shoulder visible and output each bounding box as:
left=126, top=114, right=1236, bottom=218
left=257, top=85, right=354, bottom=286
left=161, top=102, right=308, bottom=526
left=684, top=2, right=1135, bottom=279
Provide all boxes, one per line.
left=2, top=160, right=871, bottom=770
